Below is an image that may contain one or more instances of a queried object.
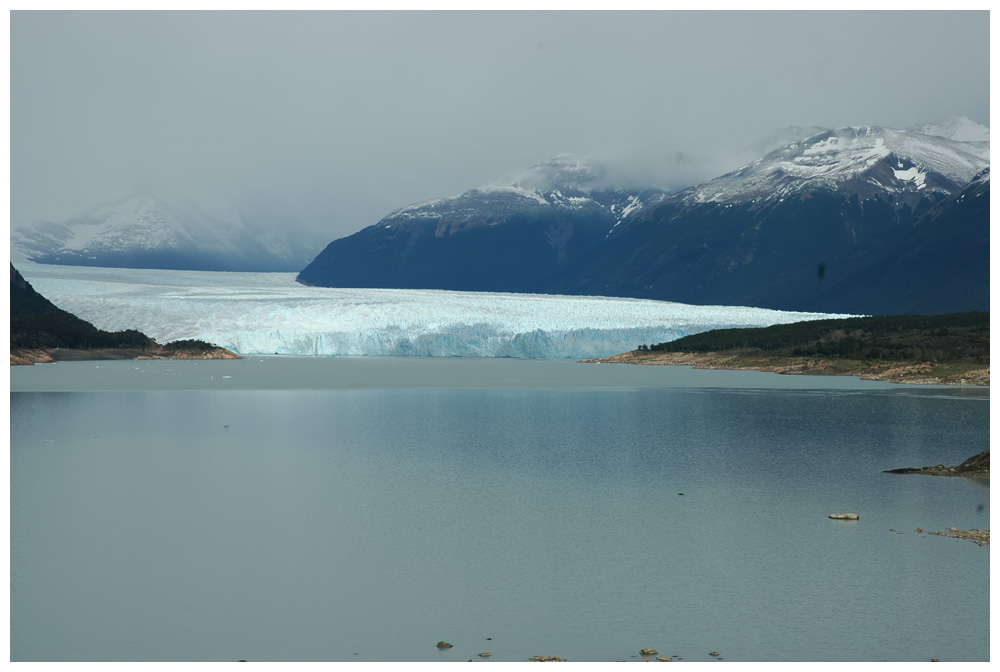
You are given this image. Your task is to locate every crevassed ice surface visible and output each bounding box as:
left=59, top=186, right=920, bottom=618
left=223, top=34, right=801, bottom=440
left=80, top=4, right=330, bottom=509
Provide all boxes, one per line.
left=20, top=263, right=855, bottom=358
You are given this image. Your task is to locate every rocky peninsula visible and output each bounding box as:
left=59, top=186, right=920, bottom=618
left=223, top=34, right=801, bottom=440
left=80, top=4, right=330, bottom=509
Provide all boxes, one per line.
left=583, top=349, right=989, bottom=385
left=884, top=449, right=990, bottom=479
left=11, top=342, right=240, bottom=366
left=582, top=312, right=989, bottom=386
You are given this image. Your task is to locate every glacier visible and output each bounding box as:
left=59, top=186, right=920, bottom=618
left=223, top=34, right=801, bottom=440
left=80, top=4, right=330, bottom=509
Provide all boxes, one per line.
left=18, top=263, right=856, bottom=359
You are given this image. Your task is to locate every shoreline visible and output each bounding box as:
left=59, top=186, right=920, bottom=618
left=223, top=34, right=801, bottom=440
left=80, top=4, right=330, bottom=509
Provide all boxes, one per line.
left=10, top=346, right=241, bottom=366
left=884, top=449, right=989, bottom=480
left=580, top=350, right=990, bottom=386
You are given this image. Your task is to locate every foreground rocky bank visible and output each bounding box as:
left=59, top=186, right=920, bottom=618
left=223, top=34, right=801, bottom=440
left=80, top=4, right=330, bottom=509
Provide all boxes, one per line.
left=884, top=449, right=990, bottom=479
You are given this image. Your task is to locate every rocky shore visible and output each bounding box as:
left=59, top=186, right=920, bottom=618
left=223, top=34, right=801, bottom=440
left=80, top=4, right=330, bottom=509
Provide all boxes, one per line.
left=10, top=345, right=240, bottom=366
left=581, top=350, right=990, bottom=386
left=883, top=451, right=989, bottom=547
left=428, top=643, right=722, bottom=662
left=884, top=450, right=990, bottom=479
left=921, top=528, right=990, bottom=546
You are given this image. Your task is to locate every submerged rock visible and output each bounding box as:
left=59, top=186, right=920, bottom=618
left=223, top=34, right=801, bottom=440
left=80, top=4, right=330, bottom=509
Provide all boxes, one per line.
left=436, top=641, right=454, bottom=649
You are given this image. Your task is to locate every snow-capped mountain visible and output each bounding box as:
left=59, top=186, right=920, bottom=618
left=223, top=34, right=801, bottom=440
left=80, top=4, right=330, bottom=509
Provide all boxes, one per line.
left=296, top=155, right=671, bottom=291
left=804, top=166, right=990, bottom=316
left=368, top=154, right=667, bottom=234
left=298, top=119, right=987, bottom=316
left=908, top=115, right=990, bottom=143
left=557, top=122, right=989, bottom=314
left=735, top=125, right=832, bottom=166
left=11, top=194, right=329, bottom=272
left=680, top=125, right=989, bottom=205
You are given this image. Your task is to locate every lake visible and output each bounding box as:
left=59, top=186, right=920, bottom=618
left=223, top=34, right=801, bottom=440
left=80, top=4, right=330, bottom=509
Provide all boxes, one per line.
left=10, top=358, right=990, bottom=662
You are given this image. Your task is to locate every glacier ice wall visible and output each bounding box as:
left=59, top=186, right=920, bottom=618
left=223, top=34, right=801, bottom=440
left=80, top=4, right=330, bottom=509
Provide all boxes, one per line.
left=20, top=264, right=856, bottom=359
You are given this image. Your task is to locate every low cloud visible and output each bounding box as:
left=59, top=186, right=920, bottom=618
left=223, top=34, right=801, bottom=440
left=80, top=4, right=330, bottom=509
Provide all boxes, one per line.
left=10, top=11, right=989, bottom=244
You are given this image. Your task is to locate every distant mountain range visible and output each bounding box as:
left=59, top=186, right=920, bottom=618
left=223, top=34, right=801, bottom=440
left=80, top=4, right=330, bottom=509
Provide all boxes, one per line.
left=11, top=194, right=329, bottom=272
left=11, top=117, right=989, bottom=316
left=299, top=117, right=989, bottom=315
left=298, top=155, right=673, bottom=293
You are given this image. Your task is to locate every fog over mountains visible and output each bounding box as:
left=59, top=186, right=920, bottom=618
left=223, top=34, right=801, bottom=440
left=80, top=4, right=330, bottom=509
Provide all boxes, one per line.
left=12, top=117, right=989, bottom=317
left=11, top=193, right=330, bottom=272
left=299, top=118, right=990, bottom=316
left=13, top=11, right=987, bottom=249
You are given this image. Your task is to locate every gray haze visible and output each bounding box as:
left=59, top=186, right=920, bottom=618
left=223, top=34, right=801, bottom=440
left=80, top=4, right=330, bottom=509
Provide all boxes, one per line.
left=10, top=10, right=990, bottom=246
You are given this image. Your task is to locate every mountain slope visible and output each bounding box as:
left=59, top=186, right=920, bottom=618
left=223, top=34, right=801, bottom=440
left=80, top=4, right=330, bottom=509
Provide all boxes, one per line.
left=555, top=125, right=989, bottom=314
left=675, top=125, right=987, bottom=204
left=297, top=155, right=669, bottom=291
left=11, top=263, right=154, bottom=350
left=12, top=194, right=328, bottom=272
left=298, top=122, right=987, bottom=315
left=805, top=168, right=990, bottom=315
left=909, top=115, right=990, bottom=143
left=11, top=263, right=68, bottom=318
left=10, top=263, right=238, bottom=363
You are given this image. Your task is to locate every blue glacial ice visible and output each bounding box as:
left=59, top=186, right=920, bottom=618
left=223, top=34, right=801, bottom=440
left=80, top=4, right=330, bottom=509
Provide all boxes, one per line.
left=19, top=263, right=856, bottom=359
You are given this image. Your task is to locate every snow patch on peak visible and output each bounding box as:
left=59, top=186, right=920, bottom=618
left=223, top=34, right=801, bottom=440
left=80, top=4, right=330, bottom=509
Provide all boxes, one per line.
left=619, top=194, right=643, bottom=219
left=484, top=184, right=549, bottom=205
left=385, top=197, right=452, bottom=219
left=892, top=165, right=927, bottom=189
left=743, top=125, right=832, bottom=158
left=684, top=125, right=990, bottom=204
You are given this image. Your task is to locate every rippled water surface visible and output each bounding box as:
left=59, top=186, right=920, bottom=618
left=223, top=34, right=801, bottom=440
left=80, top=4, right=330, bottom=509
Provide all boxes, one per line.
left=10, top=358, right=990, bottom=662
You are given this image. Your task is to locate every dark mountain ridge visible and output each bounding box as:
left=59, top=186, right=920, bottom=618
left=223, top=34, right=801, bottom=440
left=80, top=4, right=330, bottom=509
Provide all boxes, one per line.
left=804, top=167, right=990, bottom=315
left=10, top=264, right=237, bottom=363
left=297, top=155, right=670, bottom=292
left=298, top=123, right=989, bottom=316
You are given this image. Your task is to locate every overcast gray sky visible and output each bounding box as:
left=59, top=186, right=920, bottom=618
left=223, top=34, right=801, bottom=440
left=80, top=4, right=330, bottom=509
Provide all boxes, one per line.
left=10, top=10, right=990, bottom=242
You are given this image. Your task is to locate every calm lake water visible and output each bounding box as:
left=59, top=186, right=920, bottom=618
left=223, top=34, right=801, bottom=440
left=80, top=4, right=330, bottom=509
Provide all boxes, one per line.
left=10, top=358, right=990, bottom=662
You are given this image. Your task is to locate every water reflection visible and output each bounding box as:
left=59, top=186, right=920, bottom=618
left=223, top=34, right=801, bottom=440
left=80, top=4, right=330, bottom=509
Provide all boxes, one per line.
left=10, top=360, right=989, bottom=662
